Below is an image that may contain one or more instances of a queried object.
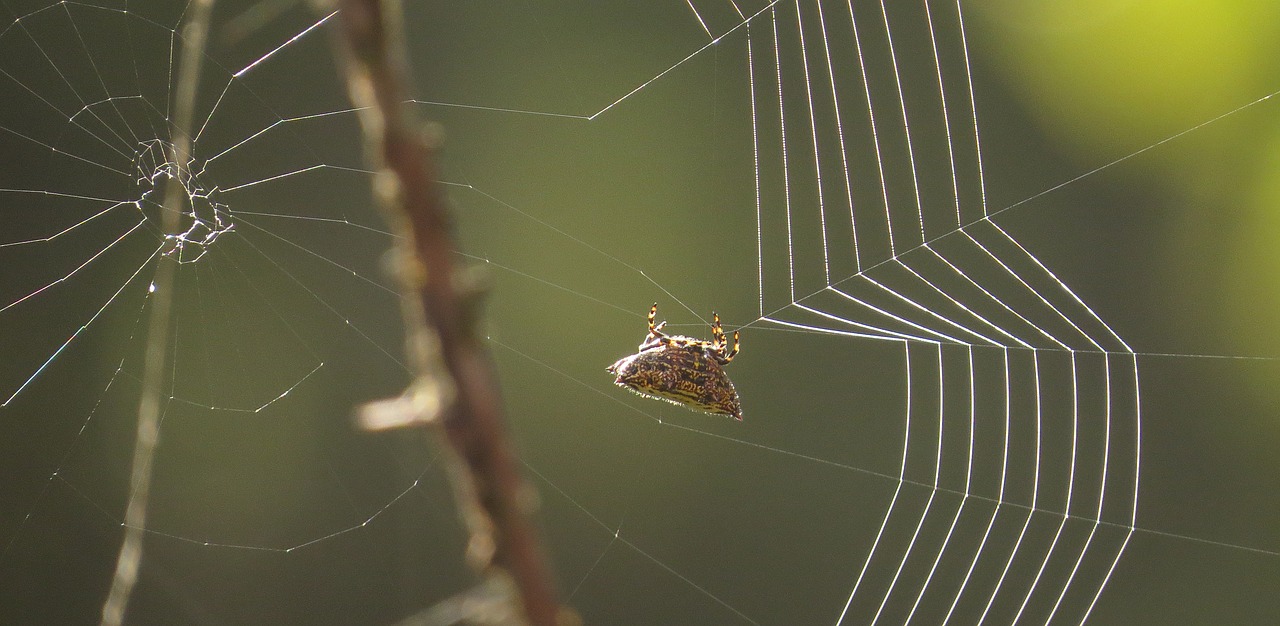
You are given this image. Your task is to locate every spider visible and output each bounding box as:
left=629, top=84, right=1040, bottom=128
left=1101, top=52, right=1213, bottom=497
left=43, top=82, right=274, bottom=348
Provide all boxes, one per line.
left=606, top=303, right=743, bottom=420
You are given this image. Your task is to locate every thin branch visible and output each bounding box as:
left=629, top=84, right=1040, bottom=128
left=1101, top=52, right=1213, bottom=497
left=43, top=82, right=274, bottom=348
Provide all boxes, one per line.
left=331, top=1, right=569, bottom=625
left=100, top=1, right=216, bottom=624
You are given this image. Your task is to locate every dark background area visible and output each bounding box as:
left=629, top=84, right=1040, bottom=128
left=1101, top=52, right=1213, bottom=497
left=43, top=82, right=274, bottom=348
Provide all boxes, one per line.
left=0, top=1, right=1278, bottom=624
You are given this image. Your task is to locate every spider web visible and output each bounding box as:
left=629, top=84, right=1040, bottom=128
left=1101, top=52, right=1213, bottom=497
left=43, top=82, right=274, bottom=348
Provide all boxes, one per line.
left=1, top=0, right=1278, bottom=624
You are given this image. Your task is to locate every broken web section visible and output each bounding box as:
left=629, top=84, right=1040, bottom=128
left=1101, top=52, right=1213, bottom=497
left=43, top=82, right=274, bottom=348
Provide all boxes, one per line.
left=0, top=1, right=1278, bottom=625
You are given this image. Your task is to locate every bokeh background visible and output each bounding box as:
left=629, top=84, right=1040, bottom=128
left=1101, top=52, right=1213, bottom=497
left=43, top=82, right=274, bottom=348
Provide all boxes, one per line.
left=1, top=0, right=1277, bottom=624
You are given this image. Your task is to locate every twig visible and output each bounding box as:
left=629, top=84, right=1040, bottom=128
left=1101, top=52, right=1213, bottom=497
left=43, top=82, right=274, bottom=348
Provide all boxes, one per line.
left=331, top=1, right=567, bottom=625
left=99, top=1, right=216, bottom=625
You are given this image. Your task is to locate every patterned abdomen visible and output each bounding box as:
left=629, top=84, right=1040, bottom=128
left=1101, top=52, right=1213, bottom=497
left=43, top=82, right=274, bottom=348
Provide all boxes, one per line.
left=607, top=344, right=743, bottom=421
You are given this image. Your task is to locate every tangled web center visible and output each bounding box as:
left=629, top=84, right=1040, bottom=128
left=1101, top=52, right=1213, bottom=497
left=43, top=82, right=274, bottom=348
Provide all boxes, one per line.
left=132, top=139, right=233, bottom=264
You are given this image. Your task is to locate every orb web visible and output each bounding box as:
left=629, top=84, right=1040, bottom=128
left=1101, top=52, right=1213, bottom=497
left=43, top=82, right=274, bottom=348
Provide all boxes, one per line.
left=1, top=1, right=1278, bottom=624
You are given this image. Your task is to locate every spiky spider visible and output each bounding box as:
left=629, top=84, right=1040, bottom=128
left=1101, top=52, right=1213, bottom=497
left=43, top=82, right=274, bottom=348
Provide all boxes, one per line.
left=606, top=303, right=742, bottom=420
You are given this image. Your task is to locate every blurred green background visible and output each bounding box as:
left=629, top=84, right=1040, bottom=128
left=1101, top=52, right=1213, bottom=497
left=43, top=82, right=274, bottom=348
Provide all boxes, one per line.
left=0, top=1, right=1278, bottom=624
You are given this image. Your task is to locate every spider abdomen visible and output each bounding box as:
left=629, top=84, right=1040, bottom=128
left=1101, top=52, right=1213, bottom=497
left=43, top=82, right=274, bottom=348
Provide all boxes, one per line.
left=607, top=342, right=743, bottom=421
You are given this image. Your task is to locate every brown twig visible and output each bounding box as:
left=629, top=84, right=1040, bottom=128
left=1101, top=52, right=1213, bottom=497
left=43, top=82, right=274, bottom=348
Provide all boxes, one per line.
left=331, top=1, right=566, bottom=624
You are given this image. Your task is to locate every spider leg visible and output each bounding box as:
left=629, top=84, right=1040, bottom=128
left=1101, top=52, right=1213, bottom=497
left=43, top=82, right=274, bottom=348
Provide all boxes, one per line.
left=647, top=302, right=668, bottom=338
left=722, top=330, right=740, bottom=363
left=653, top=322, right=675, bottom=345
left=711, top=312, right=726, bottom=350
left=642, top=303, right=673, bottom=349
